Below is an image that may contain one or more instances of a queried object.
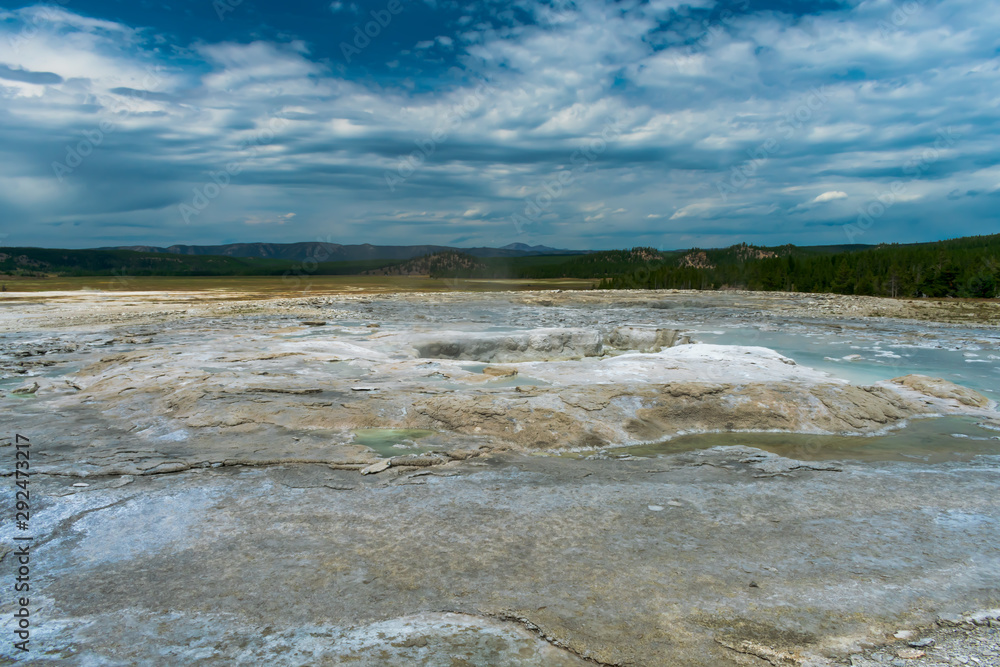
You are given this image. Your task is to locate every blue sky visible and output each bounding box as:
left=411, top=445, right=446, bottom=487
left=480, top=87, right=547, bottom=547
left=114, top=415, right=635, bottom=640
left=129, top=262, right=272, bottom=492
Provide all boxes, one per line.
left=0, top=0, right=997, bottom=250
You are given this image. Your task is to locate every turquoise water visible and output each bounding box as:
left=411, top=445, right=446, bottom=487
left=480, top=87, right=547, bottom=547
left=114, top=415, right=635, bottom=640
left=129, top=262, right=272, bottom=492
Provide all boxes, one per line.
left=690, top=326, right=999, bottom=397
left=0, top=373, right=39, bottom=397
left=570, top=416, right=1000, bottom=463
left=352, top=428, right=436, bottom=457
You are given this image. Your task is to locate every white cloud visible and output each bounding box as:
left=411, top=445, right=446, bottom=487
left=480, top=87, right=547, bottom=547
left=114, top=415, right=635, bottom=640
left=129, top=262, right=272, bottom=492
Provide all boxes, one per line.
left=1, top=5, right=132, bottom=35
left=810, top=191, right=848, bottom=204
left=669, top=203, right=713, bottom=220
left=198, top=41, right=323, bottom=94
left=328, top=2, right=358, bottom=13
left=2, top=0, right=999, bottom=248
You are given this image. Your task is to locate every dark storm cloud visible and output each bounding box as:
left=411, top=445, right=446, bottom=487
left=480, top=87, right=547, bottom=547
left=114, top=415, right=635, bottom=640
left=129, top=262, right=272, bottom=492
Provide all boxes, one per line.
left=0, top=64, right=63, bottom=84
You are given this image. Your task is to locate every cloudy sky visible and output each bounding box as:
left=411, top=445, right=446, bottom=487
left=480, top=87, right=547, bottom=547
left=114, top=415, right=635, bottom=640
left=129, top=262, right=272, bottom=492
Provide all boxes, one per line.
left=0, top=0, right=997, bottom=250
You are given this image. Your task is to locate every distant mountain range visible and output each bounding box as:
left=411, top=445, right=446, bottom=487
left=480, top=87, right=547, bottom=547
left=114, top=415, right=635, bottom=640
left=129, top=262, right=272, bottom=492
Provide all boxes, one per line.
left=5, top=234, right=995, bottom=299
left=105, top=242, right=584, bottom=262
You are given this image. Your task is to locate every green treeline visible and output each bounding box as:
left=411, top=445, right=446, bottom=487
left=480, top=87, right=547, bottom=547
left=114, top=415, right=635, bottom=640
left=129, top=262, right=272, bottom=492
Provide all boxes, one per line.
left=425, top=249, right=686, bottom=279
left=597, top=235, right=1000, bottom=298
left=3, top=234, right=999, bottom=298
left=0, top=248, right=403, bottom=277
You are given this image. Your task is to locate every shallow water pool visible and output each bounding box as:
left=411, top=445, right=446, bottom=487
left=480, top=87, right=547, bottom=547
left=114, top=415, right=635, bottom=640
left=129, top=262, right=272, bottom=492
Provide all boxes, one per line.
left=352, top=428, right=436, bottom=457
left=571, top=416, right=1000, bottom=464
left=690, top=326, right=1000, bottom=397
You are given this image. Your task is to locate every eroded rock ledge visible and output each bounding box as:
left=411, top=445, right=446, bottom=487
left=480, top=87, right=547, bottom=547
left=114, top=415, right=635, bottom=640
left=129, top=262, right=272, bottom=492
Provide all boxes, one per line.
left=7, top=324, right=995, bottom=478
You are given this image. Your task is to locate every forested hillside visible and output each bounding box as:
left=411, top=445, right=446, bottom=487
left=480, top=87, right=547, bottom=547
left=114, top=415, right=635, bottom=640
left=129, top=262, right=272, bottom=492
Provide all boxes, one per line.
left=598, top=235, right=1000, bottom=298
left=0, top=247, right=403, bottom=277
left=3, top=234, right=998, bottom=299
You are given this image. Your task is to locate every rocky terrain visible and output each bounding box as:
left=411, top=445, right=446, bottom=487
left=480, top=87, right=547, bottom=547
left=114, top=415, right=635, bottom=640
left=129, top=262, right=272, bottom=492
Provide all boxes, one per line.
left=0, top=288, right=998, bottom=665
left=2, top=288, right=998, bottom=332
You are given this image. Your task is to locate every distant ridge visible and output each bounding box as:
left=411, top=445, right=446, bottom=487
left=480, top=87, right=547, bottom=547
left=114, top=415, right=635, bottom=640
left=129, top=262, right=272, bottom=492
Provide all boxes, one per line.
left=5, top=234, right=995, bottom=299
left=362, top=251, right=486, bottom=276
left=105, top=242, right=584, bottom=262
